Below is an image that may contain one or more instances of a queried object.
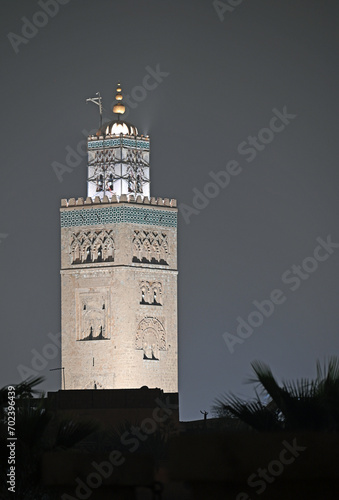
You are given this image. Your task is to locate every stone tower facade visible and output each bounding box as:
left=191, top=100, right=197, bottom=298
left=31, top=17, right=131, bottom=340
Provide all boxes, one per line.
left=60, top=85, right=178, bottom=392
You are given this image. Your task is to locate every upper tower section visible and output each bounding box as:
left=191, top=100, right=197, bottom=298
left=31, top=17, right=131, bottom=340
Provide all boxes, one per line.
left=87, top=83, right=150, bottom=200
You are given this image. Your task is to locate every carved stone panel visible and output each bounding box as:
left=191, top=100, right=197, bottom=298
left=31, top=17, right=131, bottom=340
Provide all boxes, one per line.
left=136, top=317, right=166, bottom=360
left=70, top=230, right=114, bottom=264
left=132, top=230, right=169, bottom=264
left=76, top=289, right=110, bottom=340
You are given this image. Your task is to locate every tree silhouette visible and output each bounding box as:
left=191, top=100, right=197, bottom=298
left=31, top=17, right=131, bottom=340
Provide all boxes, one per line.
left=0, top=377, right=97, bottom=499
left=213, top=357, right=339, bottom=432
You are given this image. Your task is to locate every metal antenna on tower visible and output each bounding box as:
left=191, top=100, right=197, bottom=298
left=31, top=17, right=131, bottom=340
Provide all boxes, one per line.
left=86, top=92, right=103, bottom=129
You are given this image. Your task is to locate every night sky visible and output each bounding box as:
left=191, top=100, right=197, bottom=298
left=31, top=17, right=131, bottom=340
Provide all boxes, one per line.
left=1, top=0, right=338, bottom=421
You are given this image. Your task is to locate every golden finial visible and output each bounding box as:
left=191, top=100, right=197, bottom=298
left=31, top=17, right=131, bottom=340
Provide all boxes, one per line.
left=113, top=82, right=125, bottom=115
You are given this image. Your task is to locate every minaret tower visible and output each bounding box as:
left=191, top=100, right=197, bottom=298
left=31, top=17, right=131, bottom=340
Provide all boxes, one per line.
left=60, top=84, right=178, bottom=392
left=87, top=83, right=150, bottom=200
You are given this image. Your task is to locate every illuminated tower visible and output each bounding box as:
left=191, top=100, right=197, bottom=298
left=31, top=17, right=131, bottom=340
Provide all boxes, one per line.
left=60, top=84, right=178, bottom=392
left=87, top=83, right=150, bottom=199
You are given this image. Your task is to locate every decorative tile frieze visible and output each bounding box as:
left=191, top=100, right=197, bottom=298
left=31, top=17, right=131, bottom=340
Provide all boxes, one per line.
left=60, top=206, right=177, bottom=228
left=88, top=137, right=150, bottom=150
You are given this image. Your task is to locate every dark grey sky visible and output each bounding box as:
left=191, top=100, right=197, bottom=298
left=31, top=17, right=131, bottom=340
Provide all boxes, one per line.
left=1, top=0, right=338, bottom=421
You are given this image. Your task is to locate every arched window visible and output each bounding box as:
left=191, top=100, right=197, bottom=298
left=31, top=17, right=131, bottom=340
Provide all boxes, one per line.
left=72, top=231, right=115, bottom=265
left=97, top=246, right=102, bottom=262
left=86, top=247, right=91, bottom=262
left=96, top=174, right=103, bottom=192
left=108, top=174, right=114, bottom=191
left=128, top=174, right=133, bottom=192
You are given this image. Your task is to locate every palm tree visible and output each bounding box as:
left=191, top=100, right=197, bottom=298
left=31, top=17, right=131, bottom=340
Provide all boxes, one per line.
left=0, top=377, right=97, bottom=499
left=212, top=357, right=339, bottom=432
left=108, top=415, right=178, bottom=466
left=0, top=376, right=44, bottom=418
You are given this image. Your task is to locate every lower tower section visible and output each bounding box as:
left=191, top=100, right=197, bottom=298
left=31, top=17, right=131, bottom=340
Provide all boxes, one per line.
left=60, top=196, right=178, bottom=393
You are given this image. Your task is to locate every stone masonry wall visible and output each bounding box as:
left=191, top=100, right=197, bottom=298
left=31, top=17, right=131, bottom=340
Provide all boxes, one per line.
left=60, top=199, right=178, bottom=393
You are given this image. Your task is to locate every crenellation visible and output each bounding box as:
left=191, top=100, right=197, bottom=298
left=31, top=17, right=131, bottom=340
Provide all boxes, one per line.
left=60, top=195, right=178, bottom=208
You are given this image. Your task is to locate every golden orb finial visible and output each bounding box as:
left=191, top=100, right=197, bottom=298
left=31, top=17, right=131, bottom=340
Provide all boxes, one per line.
left=113, top=82, right=125, bottom=115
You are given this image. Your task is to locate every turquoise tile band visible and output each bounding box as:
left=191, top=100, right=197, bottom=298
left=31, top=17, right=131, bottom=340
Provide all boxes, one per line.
left=61, top=206, right=177, bottom=228
left=88, top=138, right=150, bottom=150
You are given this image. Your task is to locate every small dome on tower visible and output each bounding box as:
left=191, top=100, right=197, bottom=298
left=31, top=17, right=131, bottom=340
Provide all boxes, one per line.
left=100, top=119, right=138, bottom=136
